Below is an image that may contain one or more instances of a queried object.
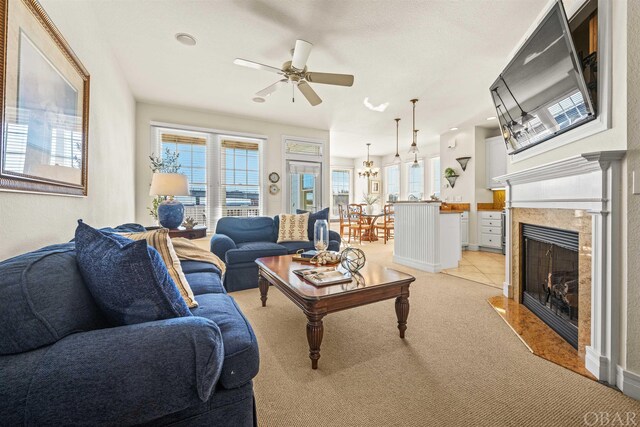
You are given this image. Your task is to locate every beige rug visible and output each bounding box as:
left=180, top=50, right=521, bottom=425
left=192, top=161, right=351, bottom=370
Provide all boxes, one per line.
left=231, top=241, right=640, bottom=426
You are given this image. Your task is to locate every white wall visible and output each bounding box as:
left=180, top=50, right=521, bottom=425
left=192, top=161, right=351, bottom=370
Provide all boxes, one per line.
left=135, top=102, right=330, bottom=224
left=625, top=0, right=640, bottom=376
left=0, top=0, right=136, bottom=261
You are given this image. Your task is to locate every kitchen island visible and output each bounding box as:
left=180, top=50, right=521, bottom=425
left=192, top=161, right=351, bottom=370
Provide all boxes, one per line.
left=393, top=201, right=461, bottom=273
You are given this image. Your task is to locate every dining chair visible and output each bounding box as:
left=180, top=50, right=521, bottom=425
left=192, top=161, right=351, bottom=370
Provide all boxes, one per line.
left=375, top=204, right=395, bottom=244
left=347, top=204, right=371, bottom=244
left=337, top=204, right=350, bottom=239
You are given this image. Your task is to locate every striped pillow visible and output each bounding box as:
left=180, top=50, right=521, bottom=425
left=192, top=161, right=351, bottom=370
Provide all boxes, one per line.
left=120, top=229, right=197, bottom=308
left=277, top=213, right=310, bottom=243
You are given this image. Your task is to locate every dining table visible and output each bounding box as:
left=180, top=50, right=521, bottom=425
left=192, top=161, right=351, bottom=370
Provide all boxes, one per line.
left=360, top=213, right=384, bottom=242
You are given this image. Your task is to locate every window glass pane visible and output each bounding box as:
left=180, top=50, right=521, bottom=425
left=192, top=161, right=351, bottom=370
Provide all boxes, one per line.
left=331, top=169, right=351, bottom=216
left=385, top=165, right=400, bottom=202
left=406, top=160, right=424, bottom=200
left=221, top=141, right=261, bottom=217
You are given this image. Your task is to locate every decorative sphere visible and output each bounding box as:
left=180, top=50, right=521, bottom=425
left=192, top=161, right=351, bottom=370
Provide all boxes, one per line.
left=340, top=247, right=366, bottom=273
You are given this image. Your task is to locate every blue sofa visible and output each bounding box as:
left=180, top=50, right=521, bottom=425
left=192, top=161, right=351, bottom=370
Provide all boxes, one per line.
left=0, top=227, right=259, bottom=426
left=211, top=209, right=340, bottom=292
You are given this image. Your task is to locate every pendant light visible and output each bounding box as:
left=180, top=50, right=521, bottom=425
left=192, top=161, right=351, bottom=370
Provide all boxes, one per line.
left=358, top=143, right=379, bottom=178
left=411, top=130, right=420, bottom=168
left=393, top=118, right=401, bottom=164
left=408, top=99, right=419, bottom=154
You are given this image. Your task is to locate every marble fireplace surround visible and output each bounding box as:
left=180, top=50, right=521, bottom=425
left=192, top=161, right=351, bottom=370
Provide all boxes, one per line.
left=496, top=151, right=625, bottom=387
left=510, top=208, right=592, bottom=357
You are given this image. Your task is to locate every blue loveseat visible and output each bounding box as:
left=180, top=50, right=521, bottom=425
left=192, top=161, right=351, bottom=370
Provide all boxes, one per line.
left=0, top=226, right=259, bottom=426
left=211, top=209, right=341, bottom=292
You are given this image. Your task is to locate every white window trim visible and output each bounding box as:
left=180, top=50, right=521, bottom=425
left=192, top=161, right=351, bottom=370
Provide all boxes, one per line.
left=330, top=166, right=354, bottom=219
left=149, top=122, right=267, bottom=227
left=506, top=0, right=612, bottom=163
left=281, top=135, right=327, bottom=213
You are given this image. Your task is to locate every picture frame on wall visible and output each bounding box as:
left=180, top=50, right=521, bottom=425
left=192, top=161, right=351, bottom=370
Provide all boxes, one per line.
left=0, top=0, right=90, bottom=196
left=369, top=180, right=380, bottom=194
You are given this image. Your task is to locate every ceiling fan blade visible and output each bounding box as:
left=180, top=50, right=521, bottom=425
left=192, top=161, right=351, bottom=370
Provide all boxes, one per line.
left=291, top=39, right=313, bottom=70
left=305, top=72, right=354, bottom=87
left=233, top=58, right=283, bottom=74
left=297, top=81, right=322, bottom=106
left=256, top=79, right=288, bottom=97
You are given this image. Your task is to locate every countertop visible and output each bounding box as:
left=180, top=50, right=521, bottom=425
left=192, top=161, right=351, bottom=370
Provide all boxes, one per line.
left=440, top=210, right=464, bottom=214
left=477, top=208, right=504, bottom=211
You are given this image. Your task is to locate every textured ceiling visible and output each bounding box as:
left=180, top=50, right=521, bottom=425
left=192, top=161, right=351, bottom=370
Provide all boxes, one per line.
left=87, top=0, right=548, bottom=157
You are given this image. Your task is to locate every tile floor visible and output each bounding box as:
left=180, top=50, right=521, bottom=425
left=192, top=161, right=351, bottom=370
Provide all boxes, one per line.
left=442, top=250, right=506, bottom=289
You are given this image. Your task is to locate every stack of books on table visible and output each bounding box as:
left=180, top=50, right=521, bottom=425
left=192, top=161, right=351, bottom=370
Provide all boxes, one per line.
left=293, top=266, right=351, bottom=287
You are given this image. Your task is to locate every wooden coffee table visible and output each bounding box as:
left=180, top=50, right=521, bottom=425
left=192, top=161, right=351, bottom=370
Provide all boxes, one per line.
left=256, top=255, right=415, bottom=369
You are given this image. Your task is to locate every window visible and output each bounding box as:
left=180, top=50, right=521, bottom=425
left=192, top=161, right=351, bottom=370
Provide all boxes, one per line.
left=160, top=131, right=208, bottom=226
left=331, top=169, right=351, bottom=216
left=220, top=140, right=261, bottom=217
left=406, top=160, right=424, bottom=200
left=430, top=157, right=441, bottom=198
left=385, top=165, right=400, bottom=202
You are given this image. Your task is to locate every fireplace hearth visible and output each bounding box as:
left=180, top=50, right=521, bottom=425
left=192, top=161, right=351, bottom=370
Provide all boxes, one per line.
left=522, top=224, right=579, bottom=349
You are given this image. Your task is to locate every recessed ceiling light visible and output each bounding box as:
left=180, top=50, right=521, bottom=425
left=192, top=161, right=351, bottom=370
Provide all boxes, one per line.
left=486, top=116, right=497, bottom=120
left=449, top=127, right=458, bottom=131
left=252, top=97, right=265, bottom=103
left=175, top=33, right=196, bottom=46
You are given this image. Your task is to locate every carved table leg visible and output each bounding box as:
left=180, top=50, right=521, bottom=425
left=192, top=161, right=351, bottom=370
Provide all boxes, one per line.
left=306, top=313, right=325, bottom=369
left=258, top=275, right=269, bottom=307
left=395, top=295, right=410, bottom=338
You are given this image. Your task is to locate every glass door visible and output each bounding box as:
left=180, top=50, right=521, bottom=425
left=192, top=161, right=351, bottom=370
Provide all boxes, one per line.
left=287, top=160, right=321, bottom=213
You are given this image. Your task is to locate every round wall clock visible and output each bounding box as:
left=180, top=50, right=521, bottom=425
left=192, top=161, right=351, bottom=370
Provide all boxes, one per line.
left=269, top=184, right=280, bottom=195
left=268, top=172, right=280, bottom=183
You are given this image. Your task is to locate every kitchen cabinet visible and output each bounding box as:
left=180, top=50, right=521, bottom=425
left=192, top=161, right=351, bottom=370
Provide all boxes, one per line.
left=485, top=136, right=507, bottom=189
left=478, top=210, right=502, bottom=250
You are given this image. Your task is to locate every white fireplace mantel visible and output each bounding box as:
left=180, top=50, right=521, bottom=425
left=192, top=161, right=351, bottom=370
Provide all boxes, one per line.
left=495, top=150, right=626, bottom=390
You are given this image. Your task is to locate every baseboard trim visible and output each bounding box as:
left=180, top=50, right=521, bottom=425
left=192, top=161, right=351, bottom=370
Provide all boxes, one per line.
left=617, top=366, right=640, bottom=400
left=393, top=254, right=441, bottom=273
left=503, top=282, right=512, bottom=298
left=467, top=244, right=480, bottom=251
left=585, top=346, right=610, bottom=381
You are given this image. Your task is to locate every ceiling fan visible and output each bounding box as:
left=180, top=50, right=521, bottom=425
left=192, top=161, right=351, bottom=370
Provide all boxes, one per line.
left=233, top=39, right=354, bottom=106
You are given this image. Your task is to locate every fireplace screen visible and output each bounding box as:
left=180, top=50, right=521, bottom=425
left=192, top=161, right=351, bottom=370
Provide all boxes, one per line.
left=522, top=224, right=579, bottom=348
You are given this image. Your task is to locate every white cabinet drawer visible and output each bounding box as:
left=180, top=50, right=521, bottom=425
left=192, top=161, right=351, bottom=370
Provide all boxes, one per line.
left=482, top=226, right=501, bottom=235
left=481, top=219, right=501, bottom=228
left=460, top=211, right=469, bottom=219
left=481, top=233, right=501, bottom=248
left=479, top=211, right=501, bottom=219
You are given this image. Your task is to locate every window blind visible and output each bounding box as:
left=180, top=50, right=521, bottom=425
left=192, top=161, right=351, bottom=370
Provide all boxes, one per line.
left=219, top=140, right=261, bottom=217
left=385, top=165, right=400, bottom=202
left=406, top=160, right=425, bottom=200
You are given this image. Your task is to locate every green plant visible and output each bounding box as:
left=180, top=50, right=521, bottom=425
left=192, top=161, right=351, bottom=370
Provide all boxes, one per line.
left=149, top=148, right=181, bottom=173
left=148, top=148, right=182, bottom=220
left=444, top=167, right=458, bottom=178
left=362, top=192, right=379, bottom=205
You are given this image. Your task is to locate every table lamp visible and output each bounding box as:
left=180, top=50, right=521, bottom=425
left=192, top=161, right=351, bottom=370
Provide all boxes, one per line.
left=149, top=173, right=190, bottom=229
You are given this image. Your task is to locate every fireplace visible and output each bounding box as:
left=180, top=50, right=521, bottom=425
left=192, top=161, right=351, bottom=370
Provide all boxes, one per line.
left=522, top=224, right=579, bottom=349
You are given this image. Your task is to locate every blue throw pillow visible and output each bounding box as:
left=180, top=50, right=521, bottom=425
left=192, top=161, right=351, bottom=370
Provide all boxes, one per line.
left=74, top=220, right=192, bottom=325
left=297, top=207, right=330, bottom=241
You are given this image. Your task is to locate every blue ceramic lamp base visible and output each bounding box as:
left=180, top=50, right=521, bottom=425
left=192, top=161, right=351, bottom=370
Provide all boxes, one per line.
left=158, top=199, right=184, bottom=229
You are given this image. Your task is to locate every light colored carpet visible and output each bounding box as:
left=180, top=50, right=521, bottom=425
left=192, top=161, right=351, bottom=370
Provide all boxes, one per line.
left=230, top=240, right=640, bottom=426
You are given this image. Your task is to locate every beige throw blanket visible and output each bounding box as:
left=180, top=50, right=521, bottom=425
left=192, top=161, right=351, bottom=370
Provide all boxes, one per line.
left=171, top=237, right=226, bottom=275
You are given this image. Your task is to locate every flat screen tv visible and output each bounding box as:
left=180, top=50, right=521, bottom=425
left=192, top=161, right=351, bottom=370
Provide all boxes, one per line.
left=489, top=1, right=595, bottom=155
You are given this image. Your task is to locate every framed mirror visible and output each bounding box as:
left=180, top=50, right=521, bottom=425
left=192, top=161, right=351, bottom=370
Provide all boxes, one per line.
left=0, top=0, right=90, bottom=196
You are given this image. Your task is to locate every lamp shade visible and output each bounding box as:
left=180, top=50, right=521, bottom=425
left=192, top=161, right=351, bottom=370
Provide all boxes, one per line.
left=149, top=173, right=190, bottom=196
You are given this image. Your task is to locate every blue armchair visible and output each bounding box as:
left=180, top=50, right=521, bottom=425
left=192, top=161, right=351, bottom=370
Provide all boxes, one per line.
left=211, top=208, right=341, bottom=292
left=0, top=230, right=258, bottom=425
